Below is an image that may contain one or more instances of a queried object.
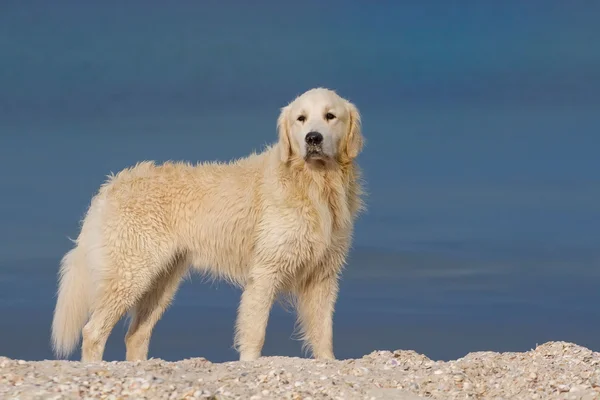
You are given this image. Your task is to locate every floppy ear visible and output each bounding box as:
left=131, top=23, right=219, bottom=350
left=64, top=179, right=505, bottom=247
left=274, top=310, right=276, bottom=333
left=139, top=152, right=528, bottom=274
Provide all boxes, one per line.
left=277, top=105, right=292, bottom=163
left=344, top=101, right=364, bottom=160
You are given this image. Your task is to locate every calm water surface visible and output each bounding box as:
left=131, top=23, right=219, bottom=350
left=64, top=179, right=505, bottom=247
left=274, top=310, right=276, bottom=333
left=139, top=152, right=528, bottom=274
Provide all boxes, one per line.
left=0, top=2, right=599, bottom=362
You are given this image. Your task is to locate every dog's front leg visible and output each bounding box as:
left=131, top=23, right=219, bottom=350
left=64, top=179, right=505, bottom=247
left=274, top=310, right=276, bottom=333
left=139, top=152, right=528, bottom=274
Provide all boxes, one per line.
left=296, top=272, right=339, bottom=360
left=235, top=271, right=279, bottom=361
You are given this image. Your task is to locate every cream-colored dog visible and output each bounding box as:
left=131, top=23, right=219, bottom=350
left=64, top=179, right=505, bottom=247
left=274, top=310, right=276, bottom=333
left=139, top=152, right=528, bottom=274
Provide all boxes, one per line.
left=51, top=87, right=365, bottom=362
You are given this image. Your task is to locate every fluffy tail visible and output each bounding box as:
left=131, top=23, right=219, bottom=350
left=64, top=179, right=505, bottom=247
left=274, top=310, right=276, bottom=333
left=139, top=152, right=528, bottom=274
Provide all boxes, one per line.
left=51, top=246, right=92, bottom=358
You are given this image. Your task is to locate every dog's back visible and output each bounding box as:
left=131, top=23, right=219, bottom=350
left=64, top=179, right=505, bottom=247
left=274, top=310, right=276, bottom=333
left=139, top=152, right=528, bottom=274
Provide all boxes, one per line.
left=51, top=88, right=364, bottom=363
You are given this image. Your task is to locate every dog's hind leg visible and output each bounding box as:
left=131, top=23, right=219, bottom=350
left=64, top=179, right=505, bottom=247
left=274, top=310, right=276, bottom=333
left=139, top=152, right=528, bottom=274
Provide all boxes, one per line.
left=125, top=254, right=189, bottom=361
left=81, top=254, right=163, bottom=362
left=81, top=288, right=131, bottom=362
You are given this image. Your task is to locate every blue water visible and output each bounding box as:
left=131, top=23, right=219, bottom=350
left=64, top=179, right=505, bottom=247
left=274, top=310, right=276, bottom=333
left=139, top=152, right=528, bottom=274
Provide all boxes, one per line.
left=1, top=1, right=599, bottom=362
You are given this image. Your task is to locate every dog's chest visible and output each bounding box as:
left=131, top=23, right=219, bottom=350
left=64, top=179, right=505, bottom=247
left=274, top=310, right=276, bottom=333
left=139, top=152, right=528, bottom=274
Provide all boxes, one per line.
left=287, top=184, right=349, bottom=261
left=256, top=173, right=354, bottom=272
left=308, top=183, right=349, bottom=240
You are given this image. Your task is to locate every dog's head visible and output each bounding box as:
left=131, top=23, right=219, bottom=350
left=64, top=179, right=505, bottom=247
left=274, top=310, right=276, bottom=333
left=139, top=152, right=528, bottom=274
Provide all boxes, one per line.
left=277, top=88, right=363, bottom=166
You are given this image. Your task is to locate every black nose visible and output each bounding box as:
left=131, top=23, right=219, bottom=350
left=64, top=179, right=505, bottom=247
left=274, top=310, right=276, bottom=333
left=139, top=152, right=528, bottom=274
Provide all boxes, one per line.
left=305, top=131, right=323, bottom=145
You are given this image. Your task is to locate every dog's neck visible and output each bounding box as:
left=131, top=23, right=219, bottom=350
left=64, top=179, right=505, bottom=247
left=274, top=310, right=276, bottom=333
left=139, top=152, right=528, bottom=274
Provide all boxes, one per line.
left=276, top=151, right=364, bottom=218
left=284, top=154, right=344, bottom=181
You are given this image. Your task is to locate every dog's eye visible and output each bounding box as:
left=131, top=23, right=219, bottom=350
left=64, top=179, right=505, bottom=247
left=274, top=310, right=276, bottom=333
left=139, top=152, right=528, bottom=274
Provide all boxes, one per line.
left=325, top=112, right=336, bottom=121
left=297, top=115, right=306, bottom=122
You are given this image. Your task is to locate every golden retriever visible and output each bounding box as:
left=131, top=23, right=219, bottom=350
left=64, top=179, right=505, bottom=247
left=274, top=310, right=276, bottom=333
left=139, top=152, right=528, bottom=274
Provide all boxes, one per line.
left=51, top=87, right=365, bottom=362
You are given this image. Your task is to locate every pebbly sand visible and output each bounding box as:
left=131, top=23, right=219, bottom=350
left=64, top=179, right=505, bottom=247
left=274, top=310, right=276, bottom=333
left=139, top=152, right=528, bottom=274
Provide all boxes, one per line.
left=1, top=341, right=599, bottom=399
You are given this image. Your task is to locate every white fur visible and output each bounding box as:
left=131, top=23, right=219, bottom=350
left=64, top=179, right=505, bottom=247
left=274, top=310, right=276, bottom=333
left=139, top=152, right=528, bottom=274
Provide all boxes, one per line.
left=51, top=87, right=365, bottom=362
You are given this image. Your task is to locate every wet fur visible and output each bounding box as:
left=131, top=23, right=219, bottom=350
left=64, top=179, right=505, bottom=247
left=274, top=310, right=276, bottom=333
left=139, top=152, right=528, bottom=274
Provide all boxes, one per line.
left=51, top=88, right=365, bottom=362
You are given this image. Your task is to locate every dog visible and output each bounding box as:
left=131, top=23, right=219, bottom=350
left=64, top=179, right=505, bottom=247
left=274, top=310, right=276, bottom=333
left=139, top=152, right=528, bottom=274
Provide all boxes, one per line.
left=51, top=87, right=365, bottom=362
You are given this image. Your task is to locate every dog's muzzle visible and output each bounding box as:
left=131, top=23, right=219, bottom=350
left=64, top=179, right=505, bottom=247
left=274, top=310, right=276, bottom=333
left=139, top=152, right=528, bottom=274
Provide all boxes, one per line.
left=304, top=131, right=326, bottom=160
left=305, top=131, right=323, bottom=146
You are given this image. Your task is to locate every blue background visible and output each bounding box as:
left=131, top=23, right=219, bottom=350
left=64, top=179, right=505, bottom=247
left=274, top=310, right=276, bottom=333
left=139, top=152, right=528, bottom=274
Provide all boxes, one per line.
left=0, top=1, right=598, bottom=362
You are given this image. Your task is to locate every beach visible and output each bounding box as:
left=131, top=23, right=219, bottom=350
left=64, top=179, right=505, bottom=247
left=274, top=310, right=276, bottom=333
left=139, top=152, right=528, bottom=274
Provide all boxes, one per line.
left=1, top=341, right=598, bottom=399
left=2, top=3, right=600, bottom=400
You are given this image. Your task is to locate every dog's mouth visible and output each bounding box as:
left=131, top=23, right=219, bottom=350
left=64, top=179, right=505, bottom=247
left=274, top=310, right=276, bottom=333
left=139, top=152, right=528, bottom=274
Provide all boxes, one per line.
left=304, top=147, right=332, bottom=167
left=304, top=146, right=327, bottom=159
left=304, top=146, right=327, bottom=160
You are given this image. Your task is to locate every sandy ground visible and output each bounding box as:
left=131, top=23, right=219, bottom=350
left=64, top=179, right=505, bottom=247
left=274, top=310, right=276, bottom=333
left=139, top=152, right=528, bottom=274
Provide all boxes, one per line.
left=1, top=341, right=599, bottom=399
